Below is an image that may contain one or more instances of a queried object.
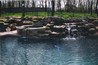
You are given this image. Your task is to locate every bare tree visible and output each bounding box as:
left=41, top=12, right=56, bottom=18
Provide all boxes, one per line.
left=96, top=0, right=98, bottom=17
left=32, top=0, right=35, bottom=8
left=26, top=0, right=30, bottom=8
left=22, top=0, right=25, bottom=18
left=66, top=0, right=72, bottom=12
left=8, top=1, right=11, bottom=8
left=63, top=0, right=66, bottom=11
left=45, top=0, right=47, bottom=11
left=0, top=1, right=1, bottom=16
left=47, top=0, right=51, bottom=16
left=41, top=0, right=44, bottom=8
left=90, top=1, right=93, bottom=15
left=57, top=0, right=61, bottom=11
left=12, top=0, right=15, bottom=8
left=51, top=0, right=55, bottom=16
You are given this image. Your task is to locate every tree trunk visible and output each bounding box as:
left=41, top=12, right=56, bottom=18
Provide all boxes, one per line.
left=45, top=0, right=47, bottom=11
left=22, top=0, right=25, bottom=18
left=96, top=0, right=98, bottom=17
left=0, top=1, right=1, bottom=16
left=32, top=0, right=35, bottom=8
left=48, top=1, right=51, bottom=16
left=51, top=0, right=55, bottom=16
left=90, top=1, right=93, bottom=16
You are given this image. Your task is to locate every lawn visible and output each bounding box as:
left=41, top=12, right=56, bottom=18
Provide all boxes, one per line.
left=0, top=12, right=97, bottom=19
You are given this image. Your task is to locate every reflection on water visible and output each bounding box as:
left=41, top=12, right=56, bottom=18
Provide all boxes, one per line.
left=0, top=36, right=98, bottom=65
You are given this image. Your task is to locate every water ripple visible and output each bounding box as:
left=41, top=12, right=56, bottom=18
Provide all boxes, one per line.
left=0, top=37, right=98, bottom=65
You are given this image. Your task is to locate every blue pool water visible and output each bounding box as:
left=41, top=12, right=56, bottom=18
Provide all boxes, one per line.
left=0, top=36, right=98, bottom=65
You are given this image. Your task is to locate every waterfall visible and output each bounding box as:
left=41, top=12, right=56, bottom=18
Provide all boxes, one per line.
left=64, top=23, right=76, bottom=40
left=66, top=23, right=71, bottom=37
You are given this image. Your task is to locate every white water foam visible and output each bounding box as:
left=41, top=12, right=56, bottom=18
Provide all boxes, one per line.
left=62, top=37, right=77, bottom=40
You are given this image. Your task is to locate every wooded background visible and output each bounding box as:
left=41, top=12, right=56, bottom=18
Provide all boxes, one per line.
left=0, top=0, right=98, bottom=17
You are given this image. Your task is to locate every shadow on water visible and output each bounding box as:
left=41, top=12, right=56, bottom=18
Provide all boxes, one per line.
left=0, top=36, right=98, bottom=65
